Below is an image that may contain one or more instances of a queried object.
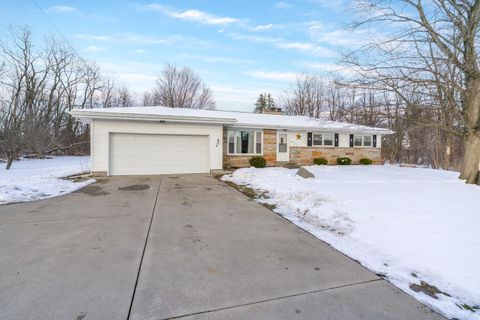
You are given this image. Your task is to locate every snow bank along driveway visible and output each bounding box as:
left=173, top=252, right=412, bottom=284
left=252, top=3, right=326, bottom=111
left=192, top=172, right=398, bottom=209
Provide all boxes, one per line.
left=0, top=156, right=93, bottom=205
left=222, top=166, right=480, bottom=320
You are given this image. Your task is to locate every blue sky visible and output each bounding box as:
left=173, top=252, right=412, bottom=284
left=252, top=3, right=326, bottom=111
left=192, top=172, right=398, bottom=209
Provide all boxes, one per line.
left=1, top=0, right=365, bottom=111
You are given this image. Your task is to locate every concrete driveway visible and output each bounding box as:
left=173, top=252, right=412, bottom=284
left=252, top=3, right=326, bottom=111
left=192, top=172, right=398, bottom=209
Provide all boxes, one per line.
left=0, top=174, right=444, bottom=320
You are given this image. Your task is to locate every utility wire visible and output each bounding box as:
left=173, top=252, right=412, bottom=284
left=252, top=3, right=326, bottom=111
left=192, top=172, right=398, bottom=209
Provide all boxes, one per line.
left=31, top=0, right=89, bottom=66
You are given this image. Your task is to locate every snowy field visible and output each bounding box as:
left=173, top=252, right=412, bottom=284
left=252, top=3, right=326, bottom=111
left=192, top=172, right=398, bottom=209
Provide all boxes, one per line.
left=222, top=165, right=480, bottom=320
left=0, top=156, right=94, bottom=205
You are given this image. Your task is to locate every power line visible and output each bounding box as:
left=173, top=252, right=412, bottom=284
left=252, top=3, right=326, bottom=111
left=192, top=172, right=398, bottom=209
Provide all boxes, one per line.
left=31, top=0, right=88, bottom=66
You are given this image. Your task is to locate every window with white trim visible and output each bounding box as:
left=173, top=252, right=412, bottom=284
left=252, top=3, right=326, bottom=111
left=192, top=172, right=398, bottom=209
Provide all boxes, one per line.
left=227, top=129, right=263, bottom=155
left=313, top=133, right=334, bottom=146
left=354, top=135, right=373, bottom=147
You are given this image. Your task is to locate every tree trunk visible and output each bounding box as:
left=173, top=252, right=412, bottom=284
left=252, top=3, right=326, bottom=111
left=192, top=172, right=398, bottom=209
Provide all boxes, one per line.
left=5, top=156, right=14, bottom=170
left=460, top=132, right=480, bottom=184
left=459, top=74, right=480, bottom=184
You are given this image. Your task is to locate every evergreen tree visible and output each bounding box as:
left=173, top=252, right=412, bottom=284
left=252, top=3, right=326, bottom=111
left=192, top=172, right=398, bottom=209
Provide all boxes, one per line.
left=266, top=93, right=275, bottom=110
left=254, top=92, right=276, bottom=113
left=254, top=93, right=267, bottom=113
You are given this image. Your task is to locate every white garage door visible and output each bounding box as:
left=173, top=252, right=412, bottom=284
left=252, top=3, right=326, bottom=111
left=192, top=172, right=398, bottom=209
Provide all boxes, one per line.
left=109, top=133, right=209, bottom=175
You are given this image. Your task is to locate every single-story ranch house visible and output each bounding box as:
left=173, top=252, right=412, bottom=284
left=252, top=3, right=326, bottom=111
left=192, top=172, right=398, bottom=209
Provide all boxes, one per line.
left=70, top=107, right=393, bottom=176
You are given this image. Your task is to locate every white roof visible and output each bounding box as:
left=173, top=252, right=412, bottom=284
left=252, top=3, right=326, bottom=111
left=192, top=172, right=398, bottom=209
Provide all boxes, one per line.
left=69, top=106, right=393, bottom=134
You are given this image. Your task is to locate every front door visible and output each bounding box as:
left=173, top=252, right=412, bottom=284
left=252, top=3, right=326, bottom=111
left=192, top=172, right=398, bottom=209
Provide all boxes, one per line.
left=277, top=133, right=289, bottom=162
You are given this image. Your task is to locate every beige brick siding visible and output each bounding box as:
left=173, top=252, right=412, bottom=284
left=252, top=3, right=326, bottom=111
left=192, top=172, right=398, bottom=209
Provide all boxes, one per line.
left=289, top=147, right=382, bottom=165
left=223, top=127, right=382, bottom=168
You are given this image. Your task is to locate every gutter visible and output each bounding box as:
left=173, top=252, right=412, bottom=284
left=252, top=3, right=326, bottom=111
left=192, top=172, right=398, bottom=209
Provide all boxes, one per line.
left=228, top=123, right=395, bottom=135
left=68, top=110, right=238, bottom=125
left=69, top=110, right=394, bottom=135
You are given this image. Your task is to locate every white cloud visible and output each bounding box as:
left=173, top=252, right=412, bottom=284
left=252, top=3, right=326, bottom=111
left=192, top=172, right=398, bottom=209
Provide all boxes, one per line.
left=278, top=41, right=336, bottom=57
left=253, top=24, right=275, bottom=31
left=228, top=33, right=337, bottom=58
left=301, top=62, right=356, bottom=77
left=275, top=2, right=292, bottom=9
left=210, top=84, right=285, bottom=112
left=178, top=53, right=252, bottom=64
left=308, top=0, right=346, bottom=10
left=309, top=27, right=374, bottom=47
left=96, top=61, right=161, bottom=92
left=83, top=45, right=106, bottom=53
left=133, top=49, right=147, bottom=54
left=75, top=34, right=112, bottom=41
left=48, top=5, right=80, bottom=13
left=75, top=33, right=184, bottom=45
left=141, top=4, right=240, bottom=25
left=246, top=70, right=297, bottom=82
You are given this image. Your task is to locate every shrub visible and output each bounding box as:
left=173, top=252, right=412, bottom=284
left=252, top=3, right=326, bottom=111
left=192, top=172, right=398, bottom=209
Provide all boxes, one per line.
left=336, top=157, right=352, bottom=165
left=313, top=157, right=328, bottom=165
left=359, top=158, right=373, bottom=165
left=249, top=156, right=267, bottom=168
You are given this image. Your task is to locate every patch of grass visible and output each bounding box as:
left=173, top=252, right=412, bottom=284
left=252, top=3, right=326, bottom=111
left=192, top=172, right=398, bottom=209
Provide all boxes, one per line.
left=262, top=202, right=277, bottom=210
left=409, top=281, right=451, bottom=299
left=222, top=179, right=276, bottom=211
left=64, top=173, right=91, bottom=182
left=224, top=181, right=258, bottom=198
left=458, top=304, right=479, bottom=313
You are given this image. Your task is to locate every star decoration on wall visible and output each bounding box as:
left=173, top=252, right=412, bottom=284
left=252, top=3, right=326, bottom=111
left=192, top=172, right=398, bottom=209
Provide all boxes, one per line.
left=296, top=133, right=302, bottom=140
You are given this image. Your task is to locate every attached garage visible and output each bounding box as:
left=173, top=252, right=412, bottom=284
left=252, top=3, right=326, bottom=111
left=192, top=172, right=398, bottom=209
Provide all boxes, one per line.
left=74, top=115, right=229, bottom=176
left=109, top=133, right=209, bottom=175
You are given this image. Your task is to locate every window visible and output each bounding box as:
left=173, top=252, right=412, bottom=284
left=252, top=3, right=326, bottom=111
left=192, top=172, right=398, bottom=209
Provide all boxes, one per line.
left=228, top=134, right=235, bottom=153
left=323, top=134, right=334, bottom=146
left=313, top=134, right=322, bottom=146
left=227, top=129, right=263, bottom=155
left=256, top=132, right=262, bottom=154
left=313, top=132, right=334, bottom=146
left=363, top=136, right=372, bottom=147
left=354, top=135, right=373, bottom=147
left=278, top=133, right=287, bottom=153
left=354, top=135, right=363, bottom=147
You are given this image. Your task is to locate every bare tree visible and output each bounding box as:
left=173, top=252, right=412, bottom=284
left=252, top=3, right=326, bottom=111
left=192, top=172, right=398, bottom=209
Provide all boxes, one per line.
left=101, top=80, right=134, bottom=108
left=0, top=28, right=33, bottom=167
left=145, top=64, right=215, bottom=109
left=282, top=74, right=328, bottom=117
left=0, top=27, right=131, bottom=168
left=345, top=0, right=480, bottom=183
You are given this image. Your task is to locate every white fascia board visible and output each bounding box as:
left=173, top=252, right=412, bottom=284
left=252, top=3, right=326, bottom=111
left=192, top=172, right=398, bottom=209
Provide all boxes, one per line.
left=68, top=110, right=237, bottom=125
left=228, top=123, right=394, bottom=135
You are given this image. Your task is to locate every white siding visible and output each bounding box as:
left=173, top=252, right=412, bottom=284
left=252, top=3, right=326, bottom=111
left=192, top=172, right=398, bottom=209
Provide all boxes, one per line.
left=285, top=131, right=378, bottom=148
left=339, top=133, right=350, bottom=147
left=91, top=120, right=223, bottom=173
left=287, top=130, right=308, bottom=147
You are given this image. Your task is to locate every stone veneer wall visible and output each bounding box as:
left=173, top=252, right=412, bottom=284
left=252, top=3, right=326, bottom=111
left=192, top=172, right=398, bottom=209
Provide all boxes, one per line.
left=289, top=147, right=382, bottom=165
left=223, top=128, right=277, bottom=168
left=223, top=127, right=382, bottom=168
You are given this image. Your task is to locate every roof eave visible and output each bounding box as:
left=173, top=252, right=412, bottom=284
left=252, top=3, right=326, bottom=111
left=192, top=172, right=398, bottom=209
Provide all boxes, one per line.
left=69, top=110, right=394, bottom=134
left=68, top=110, right=238, bottom=125
left=229, top=123, right=394, bottom=134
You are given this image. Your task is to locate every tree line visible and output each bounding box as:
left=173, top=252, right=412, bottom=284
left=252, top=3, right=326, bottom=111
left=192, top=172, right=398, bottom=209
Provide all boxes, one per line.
left=1, top=0, right=478, bottom=184
left=0, top=27, right=134, bottom=169
left=257, top=0, right=480, bottom=184
left=263, top=75, right=465, bottom=172
left=0, top=27, right=217, bottom=169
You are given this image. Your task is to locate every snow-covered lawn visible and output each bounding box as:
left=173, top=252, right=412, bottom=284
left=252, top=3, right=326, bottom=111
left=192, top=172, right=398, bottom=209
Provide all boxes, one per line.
left=0, top=156, right=94, bottom=205
left=222, top=165, right=480, bottom=320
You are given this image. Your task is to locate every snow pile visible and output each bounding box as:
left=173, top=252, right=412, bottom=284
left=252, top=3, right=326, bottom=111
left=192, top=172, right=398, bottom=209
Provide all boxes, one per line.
left=0, top=156, right=94, bottom=205
left=222, top=165, right=480, bottom=320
